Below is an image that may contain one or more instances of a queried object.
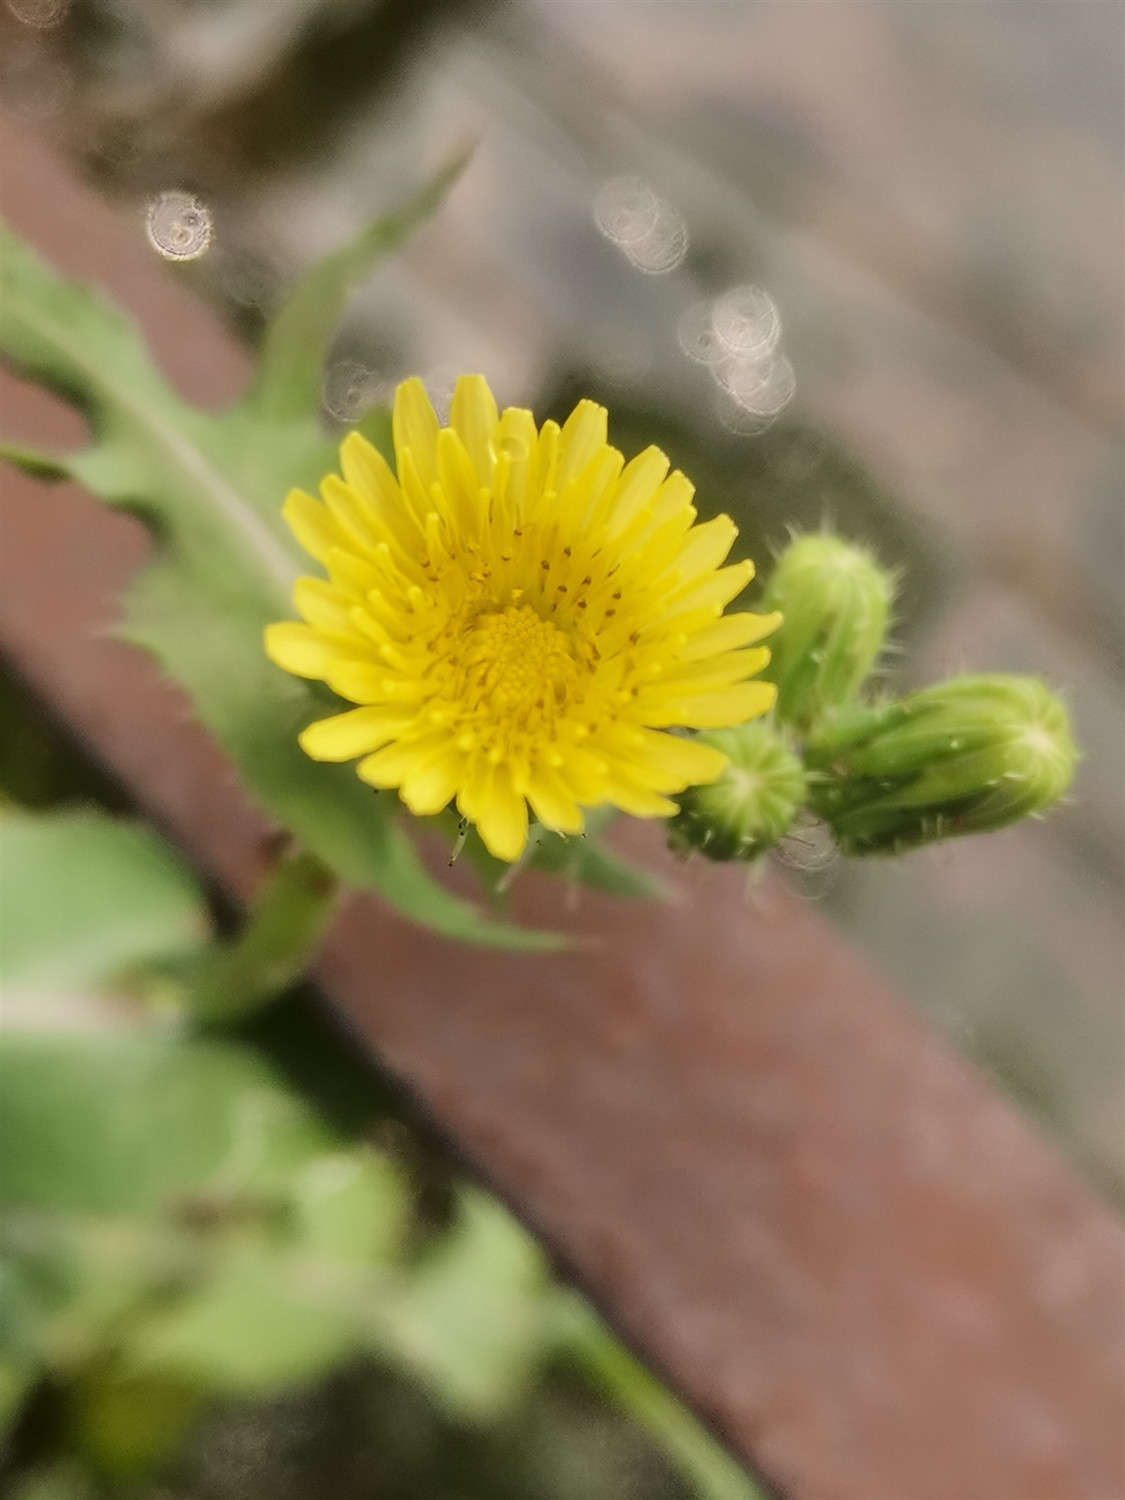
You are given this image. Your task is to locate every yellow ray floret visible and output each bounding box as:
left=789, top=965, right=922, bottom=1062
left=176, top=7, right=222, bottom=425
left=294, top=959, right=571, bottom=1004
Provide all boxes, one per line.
left=265, top=376, right=780, bottom=861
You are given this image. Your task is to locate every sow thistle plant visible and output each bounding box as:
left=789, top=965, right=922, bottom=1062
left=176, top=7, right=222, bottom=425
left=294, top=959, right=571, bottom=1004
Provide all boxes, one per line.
left=0, top=152, right=1077, bottom=982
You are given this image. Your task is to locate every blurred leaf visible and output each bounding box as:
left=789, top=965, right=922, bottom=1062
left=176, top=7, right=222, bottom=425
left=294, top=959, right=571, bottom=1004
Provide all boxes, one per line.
left=67, top=1363, right=205, bottom=1483
left=0, top=1034, right=333, bottom=1214
left=0, top=1209, right=81, bottom=1363
left=0, top=1349, right=37, bottom=1443
left=289, top=1149, right=408, bottom=1265
left=0, top=192, right=560, bottom=951
left=0, top=1033, right=415, bottom=1401
left=6, top=1461, right=97, bottom=1500
left=122, top=1246, right=372, bottom=1396
left=250, top=148, right=472, bottom=421
left=383, top=1188, right=550, bottom=1422
left=0, top=441, right=69, bottom=479
left=0, top=808, right=208, bottom=993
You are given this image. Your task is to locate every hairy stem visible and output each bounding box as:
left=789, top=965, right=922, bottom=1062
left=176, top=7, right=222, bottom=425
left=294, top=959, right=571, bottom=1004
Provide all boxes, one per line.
left=190, top=845, right=340, bottom=1023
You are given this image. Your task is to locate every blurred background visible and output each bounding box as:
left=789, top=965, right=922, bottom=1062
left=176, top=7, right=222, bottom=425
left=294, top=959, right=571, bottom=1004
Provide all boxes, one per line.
left=1, top=1, right=1122, bottom=1495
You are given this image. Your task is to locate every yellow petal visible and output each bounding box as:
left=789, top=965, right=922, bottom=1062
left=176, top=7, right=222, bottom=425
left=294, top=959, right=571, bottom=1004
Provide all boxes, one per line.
left=339, top=431, right=401, bottom=510
left=263, top=622, right=338, bottom=679
left=566, top=445, right=625, bottom=531
left=557, top=399, right=608, bottom=489
left=357, top=734, right=446, bottom=790
left=493, top=406, right=538, bottom=523
left=601, top=776, right=679, bottom=819
left=282, top=489, right=340, bottom=565
left=392, top=377, right=440, bottom=489
left=299, top=707, right=404, bottom=761
left=474, top=773, right=529, bottom=862
left=327, top=660, right=409, bottom=705
left=529, top=418, right=561, bottom=512
left=627, top=730, right=728, bottom=789
left=607, top=446, right=669, bottom=533
left=400, top=746, right=465, bottom=817
left=450, top=374, right=499, bottom=486
left=678, top=610, right=782, bottom=660
left=525, top=765, right=585, bottom=835
left=667, top=559, right=755, bottom=616
left=658, top=645, right=773, bottom=692
left=649, top=471, right=696, bottom=525
left=319, top=475, right=382, bottom=554
left=643, top=679, right=778, bottom=728
left=436, top=428, right=485, bottom=539
left=338, top=434, right=422, bottom=557
left=293, top=577, right=358, bottom=634
left=674, top=514, right=738, bottom=581
left=326, top=547, right=381, bottom=597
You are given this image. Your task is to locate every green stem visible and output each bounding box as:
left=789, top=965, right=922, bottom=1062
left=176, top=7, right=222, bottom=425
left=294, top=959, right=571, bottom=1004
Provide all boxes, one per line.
left=552, top=1297, right=763, bottom=1500
left=189, top=846, right=340, bottom=1024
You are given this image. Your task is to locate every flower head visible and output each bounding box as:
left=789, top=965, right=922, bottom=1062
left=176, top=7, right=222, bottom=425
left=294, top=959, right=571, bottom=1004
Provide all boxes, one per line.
left=669, top=721, right=807, bottom=862
left=265, top=376, right=779, bottom=860
left=760, top=532, right=896, bottom=732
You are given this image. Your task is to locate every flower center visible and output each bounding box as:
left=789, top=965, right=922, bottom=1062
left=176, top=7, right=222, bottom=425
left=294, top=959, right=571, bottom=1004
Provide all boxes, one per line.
left=458, top=605, right=579, bottom=718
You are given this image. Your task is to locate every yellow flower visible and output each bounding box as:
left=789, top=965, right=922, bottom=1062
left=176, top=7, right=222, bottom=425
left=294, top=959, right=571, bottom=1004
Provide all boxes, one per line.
left=265, top=376, right=779, bottom=861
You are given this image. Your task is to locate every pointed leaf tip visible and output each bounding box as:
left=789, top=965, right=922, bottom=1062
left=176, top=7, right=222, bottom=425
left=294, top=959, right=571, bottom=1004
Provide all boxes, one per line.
left=249, top=147, right=476, bottom=424
left=0, top=440, right=72, bottom=481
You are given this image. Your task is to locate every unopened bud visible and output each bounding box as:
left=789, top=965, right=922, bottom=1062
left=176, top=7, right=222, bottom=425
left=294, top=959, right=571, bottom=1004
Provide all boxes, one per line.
left=669, top=722, right=807, bottom=862
left=759, top=533, right=895, bottom=731
left=805, top=674, right=1077, bottom=855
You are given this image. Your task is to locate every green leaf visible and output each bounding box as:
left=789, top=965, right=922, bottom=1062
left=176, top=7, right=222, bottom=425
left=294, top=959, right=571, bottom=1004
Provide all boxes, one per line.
left=0, top=1033, right=411, bottom=1407
left=0, top=1034, right=333, bottom=1214
left=0, top=809, right=209, bottom=993
left=6, top=1461, right=98, bottom=1500
left=0, top=1352, right=37, bottom=1442
left=250, top=146, right=472, bottom=421
left=0, top=186, right=560, bottom=950
left=122, top=1245, right=373, bottom=1396
left=0, top=439, right=70, bottom=479
left=68, top=1364, right=205, bottom=1483
left=382, top=1189, right=550, bottom=1421
left=289, top=1149, right=408, bottom=1266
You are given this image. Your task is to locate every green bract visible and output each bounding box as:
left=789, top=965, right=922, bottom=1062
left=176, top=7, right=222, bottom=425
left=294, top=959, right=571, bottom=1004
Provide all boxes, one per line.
left=760, top=533, right=895, bottom=731
left=668, top=722, right=807, bottom=862
left=805, top=674, right=1077, bottom=855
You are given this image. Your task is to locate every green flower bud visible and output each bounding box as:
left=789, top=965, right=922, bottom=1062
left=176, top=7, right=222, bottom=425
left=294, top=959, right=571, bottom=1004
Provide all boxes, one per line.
left=805, top=674, right=1077, bottom=855
left=759, top=533, right=896, bottom=731
left=669, top=722, right=808, bottom=862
